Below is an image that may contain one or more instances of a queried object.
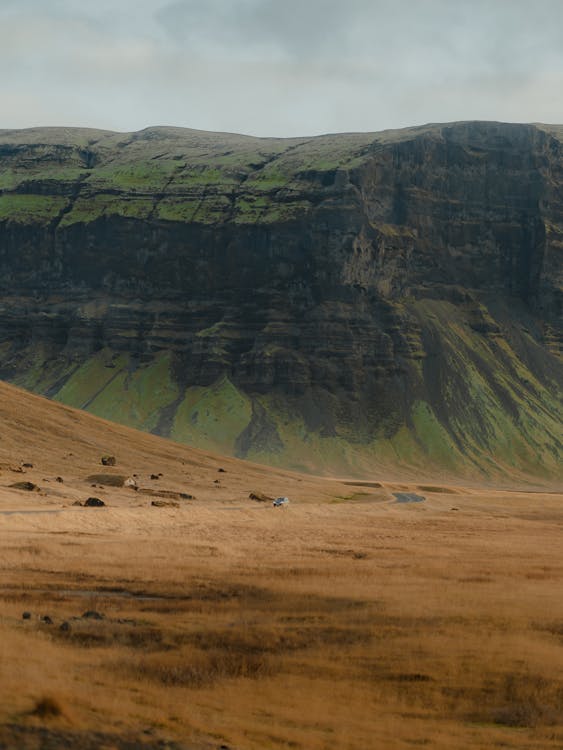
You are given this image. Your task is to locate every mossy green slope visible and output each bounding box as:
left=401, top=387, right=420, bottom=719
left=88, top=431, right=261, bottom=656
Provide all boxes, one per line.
left=11, top=298, right=559, bottom=481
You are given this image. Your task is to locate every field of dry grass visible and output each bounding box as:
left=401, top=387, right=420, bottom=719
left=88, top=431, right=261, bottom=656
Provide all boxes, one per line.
left=0, top=381, right=562, bottom=749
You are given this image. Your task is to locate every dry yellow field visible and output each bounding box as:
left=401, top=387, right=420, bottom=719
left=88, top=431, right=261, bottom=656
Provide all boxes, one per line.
left=0, top=381, right=562, bottom=749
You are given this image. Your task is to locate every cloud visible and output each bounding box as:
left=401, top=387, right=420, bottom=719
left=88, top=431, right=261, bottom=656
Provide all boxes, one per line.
left=1, top=0, right=563, bottom=135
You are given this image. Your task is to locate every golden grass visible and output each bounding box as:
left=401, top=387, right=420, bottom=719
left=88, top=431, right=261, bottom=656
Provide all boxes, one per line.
left=0, top=379, right=561, bottom=747
left=1, top=493, right=563, bottom=749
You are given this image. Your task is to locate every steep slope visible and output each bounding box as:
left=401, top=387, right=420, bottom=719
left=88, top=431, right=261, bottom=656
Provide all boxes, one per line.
left=0, top=122, right=561, bottom=478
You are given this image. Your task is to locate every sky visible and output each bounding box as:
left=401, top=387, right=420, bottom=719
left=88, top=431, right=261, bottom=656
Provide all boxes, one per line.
left=2, top=0, right=563, bottom=137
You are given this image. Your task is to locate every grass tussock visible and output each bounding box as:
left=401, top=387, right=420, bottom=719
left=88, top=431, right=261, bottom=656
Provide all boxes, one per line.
left=30, top=695, right=64, bottom=719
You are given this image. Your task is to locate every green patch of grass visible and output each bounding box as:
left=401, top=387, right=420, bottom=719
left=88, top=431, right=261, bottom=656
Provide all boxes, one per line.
left=87, top=161, right=179, bottom=191
left=54, top=350, right=129, bottom=408
left=411, top=401, right=460, bottom=468
left=85, top=352, right=180, bottom=431
left=171, top=376, right=252, bottom=454
left=60, top=194, right=154, bottom=225
left=0, top=194, right=68, bottom=223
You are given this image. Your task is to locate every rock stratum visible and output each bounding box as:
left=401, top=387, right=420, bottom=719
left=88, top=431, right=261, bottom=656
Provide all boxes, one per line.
left=0, top=121, right=561, bottom=478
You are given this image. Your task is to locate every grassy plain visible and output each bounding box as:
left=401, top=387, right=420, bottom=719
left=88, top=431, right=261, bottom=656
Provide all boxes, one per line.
left=0, top=381, right=562, bottom=749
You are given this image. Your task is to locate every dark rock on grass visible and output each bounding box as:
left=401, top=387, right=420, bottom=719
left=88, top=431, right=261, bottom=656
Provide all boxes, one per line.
left=84, top=497, right=105, bottom=507
left=30, top=695, right=63, bottom=718
left=87, top=473, right=127, bottom=487
left=151, top=500, right=180, bottom=508
left=137, top=488, right=192, bottom=500
left=22, top=611, right=31, bottom=620
left=101, top=455, right=116, bottom=466
left=82, top=610, right=104, bottom=620
left=249, top=491, right=274, bottom=503
left=9, top=481, right=40, bottom=492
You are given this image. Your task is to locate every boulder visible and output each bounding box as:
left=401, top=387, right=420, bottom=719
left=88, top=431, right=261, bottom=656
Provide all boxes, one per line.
left=84, top=497, right=105, bottom=507
left=101, top=455, right=116, bottom=466
left=9, top=481, right=39, bottom=492
left=249, top=491, right=274, bottom=503
left=86, top=474, right=127, bottom=487
left=82, top=610, right=104, bottom=620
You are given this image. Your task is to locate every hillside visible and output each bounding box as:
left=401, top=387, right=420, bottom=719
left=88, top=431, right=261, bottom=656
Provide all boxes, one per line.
left=0, top=121, right=561, bottom=478
left=0, top=379, right=349, bottom=505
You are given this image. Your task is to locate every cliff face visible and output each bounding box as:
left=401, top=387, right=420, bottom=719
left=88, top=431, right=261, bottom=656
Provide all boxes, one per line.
left=0, top=121, right=561, bottom=478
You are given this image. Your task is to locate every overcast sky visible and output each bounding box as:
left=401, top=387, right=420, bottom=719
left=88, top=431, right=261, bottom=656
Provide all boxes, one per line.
left=2, top=0, right=563, bottom=137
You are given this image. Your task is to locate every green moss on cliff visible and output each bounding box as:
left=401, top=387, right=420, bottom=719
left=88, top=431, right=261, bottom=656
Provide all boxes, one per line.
left=54, top=350, right=180, bottom=432
left=0, top=195, right=68, bottom=223
left=170, top=376, right=252, bottom=454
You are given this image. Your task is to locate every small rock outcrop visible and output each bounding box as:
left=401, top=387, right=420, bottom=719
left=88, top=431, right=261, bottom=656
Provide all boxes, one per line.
left=9, top=481, right=39, bottom=492
left=249, top=492, right=274, bottom=503
left=84, top=497, right=105, bottom=507
left=86, top=474, right=126, bottom=487
left=82, top=610, right=104, bottom=620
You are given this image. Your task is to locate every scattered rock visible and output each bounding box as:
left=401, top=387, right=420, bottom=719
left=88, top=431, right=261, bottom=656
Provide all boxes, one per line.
left=101, top=455, right=116, bottom=466
left=87, top=474, right=127, bottom=487
left=84, top=497, right=105, bottom=507
left=214, top=479, right=220, bottom=484
left=273, top=496, right=289, bottom=507
left=151, top=500, right=180, bottom=508
left=218, top=468, right=226, bottom=473
left=22, top=611, right=31, bottom=620
left=138, top=488, right=193, bottom=500
left=150, top=474, right=160, bottom=480
left=249, top=491, right=274, bottom=503
left=124, top=477, right=138, bottom=488
left=55, top=476, right=64, bottom=483
left=9, top=481, right=40, bottom=492
left=21, top=462, right=34, bottom=468
left=82, top=610, right=104, bottom=620
left=40, top=615, right=53, bottom=625
left=59, top=621, right=70, bottom=632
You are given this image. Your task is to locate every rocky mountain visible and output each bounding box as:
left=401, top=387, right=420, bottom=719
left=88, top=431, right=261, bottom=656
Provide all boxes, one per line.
left=0, top=121, right=561, bottom=478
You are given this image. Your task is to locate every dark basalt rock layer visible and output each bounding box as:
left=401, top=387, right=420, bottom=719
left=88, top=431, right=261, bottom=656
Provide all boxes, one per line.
left=0, top=121, right=561, bottom=477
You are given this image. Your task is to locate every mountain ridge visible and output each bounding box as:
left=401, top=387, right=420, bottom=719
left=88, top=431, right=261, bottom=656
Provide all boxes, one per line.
left=0, top=120, right=561, bottom=478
